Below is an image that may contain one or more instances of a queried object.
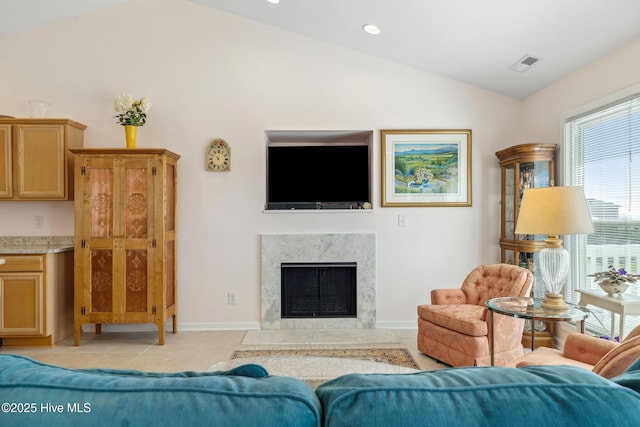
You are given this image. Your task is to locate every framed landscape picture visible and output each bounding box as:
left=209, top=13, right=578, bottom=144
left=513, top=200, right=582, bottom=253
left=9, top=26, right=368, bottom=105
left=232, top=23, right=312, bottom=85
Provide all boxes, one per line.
left=381, top=129, right=472, bottom=207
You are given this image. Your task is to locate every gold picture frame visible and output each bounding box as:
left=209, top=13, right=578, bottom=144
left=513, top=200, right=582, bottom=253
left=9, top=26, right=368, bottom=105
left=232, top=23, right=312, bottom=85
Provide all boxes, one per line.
left=381, top=129, right=472, bottom=207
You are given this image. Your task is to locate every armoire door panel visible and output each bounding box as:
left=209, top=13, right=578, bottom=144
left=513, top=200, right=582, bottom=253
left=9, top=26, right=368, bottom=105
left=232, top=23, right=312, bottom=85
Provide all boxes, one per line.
left=125, top=249, right=148, bottom=313
left=124, top=166, right=149, bottom=239
left=90, top=249, right=113, bottom=313
left=89, top=167, right=115, bottom=239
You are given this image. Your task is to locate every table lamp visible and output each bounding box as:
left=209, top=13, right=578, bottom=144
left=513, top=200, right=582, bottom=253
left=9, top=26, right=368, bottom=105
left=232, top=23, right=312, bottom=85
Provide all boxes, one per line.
left=514, top=186, right=594, bottom=311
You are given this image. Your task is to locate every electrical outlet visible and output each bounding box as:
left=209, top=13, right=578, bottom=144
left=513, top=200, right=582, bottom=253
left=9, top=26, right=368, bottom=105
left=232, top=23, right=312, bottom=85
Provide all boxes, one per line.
left=228, top=291, right=237, bottom=305
left=398, top=214, right=407, bottom=227
left=34, top=216, right=44, bottom=229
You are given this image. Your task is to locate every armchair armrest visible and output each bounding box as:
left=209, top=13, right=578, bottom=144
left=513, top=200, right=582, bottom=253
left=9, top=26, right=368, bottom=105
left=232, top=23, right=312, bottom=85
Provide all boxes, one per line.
left=593, top=335, right=640, bottom=379
left=431, top=289, right=467, bottom=305
left=562, top=333, right=618, bottom=366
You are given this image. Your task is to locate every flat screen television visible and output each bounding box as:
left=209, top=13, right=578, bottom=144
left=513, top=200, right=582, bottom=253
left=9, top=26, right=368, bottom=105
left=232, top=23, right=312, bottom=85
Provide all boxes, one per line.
left=266, top=144, right=370, bottom=210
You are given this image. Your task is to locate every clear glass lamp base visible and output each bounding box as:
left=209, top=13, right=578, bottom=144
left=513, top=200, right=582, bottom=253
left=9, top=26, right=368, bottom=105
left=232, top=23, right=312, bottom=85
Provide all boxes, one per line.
left=539, top=238, right=570, bottom=312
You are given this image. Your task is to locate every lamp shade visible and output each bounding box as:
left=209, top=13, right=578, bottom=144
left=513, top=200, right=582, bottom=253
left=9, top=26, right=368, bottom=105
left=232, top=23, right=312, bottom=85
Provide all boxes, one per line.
left=515, top=186, right=594, bottom=236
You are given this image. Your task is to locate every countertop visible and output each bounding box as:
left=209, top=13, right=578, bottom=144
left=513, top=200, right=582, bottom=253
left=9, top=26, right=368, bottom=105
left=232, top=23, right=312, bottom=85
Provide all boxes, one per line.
left=0, top=236, right=74, bottom=254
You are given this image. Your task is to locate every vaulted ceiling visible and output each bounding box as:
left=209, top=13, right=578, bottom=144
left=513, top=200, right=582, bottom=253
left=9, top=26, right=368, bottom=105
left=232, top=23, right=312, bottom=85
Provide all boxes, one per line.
left=3, top=0, right=640, bottom=98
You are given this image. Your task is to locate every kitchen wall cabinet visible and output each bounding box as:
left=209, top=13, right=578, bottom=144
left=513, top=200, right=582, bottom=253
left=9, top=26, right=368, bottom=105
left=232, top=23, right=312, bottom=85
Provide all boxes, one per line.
left=0, top=118, right=85, bottom=200
left=0, top=252, right=74, bottom=346
left=72, top=149, right=179, bottom=345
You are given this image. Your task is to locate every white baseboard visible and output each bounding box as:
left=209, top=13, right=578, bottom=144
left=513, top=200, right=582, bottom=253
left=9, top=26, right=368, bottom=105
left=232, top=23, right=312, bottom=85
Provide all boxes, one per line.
left=81, top=321, right=416, bottom=332
left=81, top=322, right=261, bottom=333
left=181, top=322, right=261, bottom=331
left=375, top=321, right=417, bottom=329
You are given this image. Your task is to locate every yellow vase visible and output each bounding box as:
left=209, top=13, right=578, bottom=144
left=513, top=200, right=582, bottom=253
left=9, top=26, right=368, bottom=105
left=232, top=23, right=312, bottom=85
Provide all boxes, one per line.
left=124, top=125, right=138, bottom=149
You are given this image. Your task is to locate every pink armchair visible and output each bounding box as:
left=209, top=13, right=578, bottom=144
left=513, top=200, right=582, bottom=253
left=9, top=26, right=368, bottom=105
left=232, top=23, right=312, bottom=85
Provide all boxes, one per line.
left=514, top=324, right=640, bottom=378
left=417, top=264, right=533, bottom=367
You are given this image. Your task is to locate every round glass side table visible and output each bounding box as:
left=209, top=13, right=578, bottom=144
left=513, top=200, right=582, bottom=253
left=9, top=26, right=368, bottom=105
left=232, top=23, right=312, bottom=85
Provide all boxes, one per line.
left=485, top=297, right=590, bottom=366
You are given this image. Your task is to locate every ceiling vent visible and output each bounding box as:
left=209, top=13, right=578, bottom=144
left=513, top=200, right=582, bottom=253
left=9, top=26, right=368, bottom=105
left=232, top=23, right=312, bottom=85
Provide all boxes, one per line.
left=509, top=55, right=542, bottom=72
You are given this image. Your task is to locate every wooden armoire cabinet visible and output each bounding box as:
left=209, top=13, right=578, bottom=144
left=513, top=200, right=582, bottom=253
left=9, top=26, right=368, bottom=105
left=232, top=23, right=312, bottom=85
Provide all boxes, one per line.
left=71, top=149, right=179, bottom=345
left=495, top=143, right=557, bottom=348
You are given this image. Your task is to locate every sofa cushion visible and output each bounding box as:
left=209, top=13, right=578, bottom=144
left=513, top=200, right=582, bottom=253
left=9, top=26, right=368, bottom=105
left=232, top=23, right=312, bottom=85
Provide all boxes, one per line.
left=317, top=365, right=640, bottom=427
left=0, top=354, right=321, bottom=427
left=417, top=304, right=487, bottom=336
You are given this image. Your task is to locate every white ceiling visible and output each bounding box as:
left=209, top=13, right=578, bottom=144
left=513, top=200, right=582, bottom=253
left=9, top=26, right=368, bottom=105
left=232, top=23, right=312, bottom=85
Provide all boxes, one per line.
left=3, top=0, right=640, bottom=98
left=0, top=0, right=130, bottom=38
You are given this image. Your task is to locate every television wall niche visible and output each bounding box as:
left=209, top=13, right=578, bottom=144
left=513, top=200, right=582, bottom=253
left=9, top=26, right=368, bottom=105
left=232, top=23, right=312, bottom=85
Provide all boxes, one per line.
left=265, top=130, right=373, bottom=211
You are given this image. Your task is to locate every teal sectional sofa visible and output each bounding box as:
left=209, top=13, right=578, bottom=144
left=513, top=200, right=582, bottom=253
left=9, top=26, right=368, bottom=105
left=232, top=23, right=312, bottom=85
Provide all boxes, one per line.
left=1, top=354, right=639, bottom=427
left=317, top=362, right=640, bottom=427
left=0, top=355, right=320, bottom=427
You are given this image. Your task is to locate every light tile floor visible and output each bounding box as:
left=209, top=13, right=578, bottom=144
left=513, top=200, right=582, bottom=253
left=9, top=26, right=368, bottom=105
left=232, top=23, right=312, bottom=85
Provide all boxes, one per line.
left=0, top=329, right=445, bottom=376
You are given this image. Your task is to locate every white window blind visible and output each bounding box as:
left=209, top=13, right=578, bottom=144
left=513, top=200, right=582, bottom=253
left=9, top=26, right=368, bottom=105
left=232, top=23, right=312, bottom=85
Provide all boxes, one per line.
left=566, top=92, right=640, bottom=340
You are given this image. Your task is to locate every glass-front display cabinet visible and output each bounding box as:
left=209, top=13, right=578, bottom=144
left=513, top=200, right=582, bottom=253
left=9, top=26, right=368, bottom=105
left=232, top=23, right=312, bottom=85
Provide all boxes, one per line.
left=495, top=143, right=557, bottom=348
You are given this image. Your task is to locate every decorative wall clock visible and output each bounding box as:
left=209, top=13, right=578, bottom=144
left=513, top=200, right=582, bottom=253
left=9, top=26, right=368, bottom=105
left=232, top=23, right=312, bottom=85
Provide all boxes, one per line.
left=206, top=138, right=231, bottom=172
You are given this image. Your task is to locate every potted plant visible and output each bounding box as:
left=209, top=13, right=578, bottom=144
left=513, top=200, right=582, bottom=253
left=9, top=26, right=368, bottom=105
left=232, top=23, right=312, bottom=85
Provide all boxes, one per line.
left=589, top=265, right=639, bottom=297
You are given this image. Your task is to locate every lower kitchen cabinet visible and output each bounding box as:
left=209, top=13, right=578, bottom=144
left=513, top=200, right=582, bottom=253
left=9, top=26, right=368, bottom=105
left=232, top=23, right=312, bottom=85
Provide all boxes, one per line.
left=0, top=251, right=74, bottom=346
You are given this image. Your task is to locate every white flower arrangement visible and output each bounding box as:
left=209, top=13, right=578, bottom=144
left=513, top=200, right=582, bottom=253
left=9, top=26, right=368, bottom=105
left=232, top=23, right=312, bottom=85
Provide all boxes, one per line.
left=114, top=93, right=151, bottom=126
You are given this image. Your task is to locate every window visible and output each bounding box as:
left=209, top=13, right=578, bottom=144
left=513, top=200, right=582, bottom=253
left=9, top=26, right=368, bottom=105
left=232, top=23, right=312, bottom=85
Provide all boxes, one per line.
left=565, top=92, right=640, bottom=340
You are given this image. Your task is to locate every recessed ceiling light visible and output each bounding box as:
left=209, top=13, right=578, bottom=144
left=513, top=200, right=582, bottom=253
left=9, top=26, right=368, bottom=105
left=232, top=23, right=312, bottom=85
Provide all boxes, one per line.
left=266, top=0, right=280, bottom=4
left=362, top=24, right=381, bottom=35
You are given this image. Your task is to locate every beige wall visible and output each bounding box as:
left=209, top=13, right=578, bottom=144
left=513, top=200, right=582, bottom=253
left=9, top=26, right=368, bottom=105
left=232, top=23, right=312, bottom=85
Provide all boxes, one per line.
left=9, top=0, right=630, bottom=329
left=521, top=37, right=640, bottom=179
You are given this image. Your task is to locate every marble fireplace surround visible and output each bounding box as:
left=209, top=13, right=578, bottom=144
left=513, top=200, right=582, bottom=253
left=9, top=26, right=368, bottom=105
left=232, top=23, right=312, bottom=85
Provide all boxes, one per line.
left=261, top=233, right=376, bottom=329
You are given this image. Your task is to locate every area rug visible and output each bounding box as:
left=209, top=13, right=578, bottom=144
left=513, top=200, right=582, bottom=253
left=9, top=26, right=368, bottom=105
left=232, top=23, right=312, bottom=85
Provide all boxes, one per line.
left=231, top=348, right=420, bottom=370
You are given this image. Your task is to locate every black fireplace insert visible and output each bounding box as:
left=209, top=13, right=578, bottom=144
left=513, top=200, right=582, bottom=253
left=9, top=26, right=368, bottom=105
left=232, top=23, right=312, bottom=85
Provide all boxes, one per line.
left=281, top=262, right=357, bottom=318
